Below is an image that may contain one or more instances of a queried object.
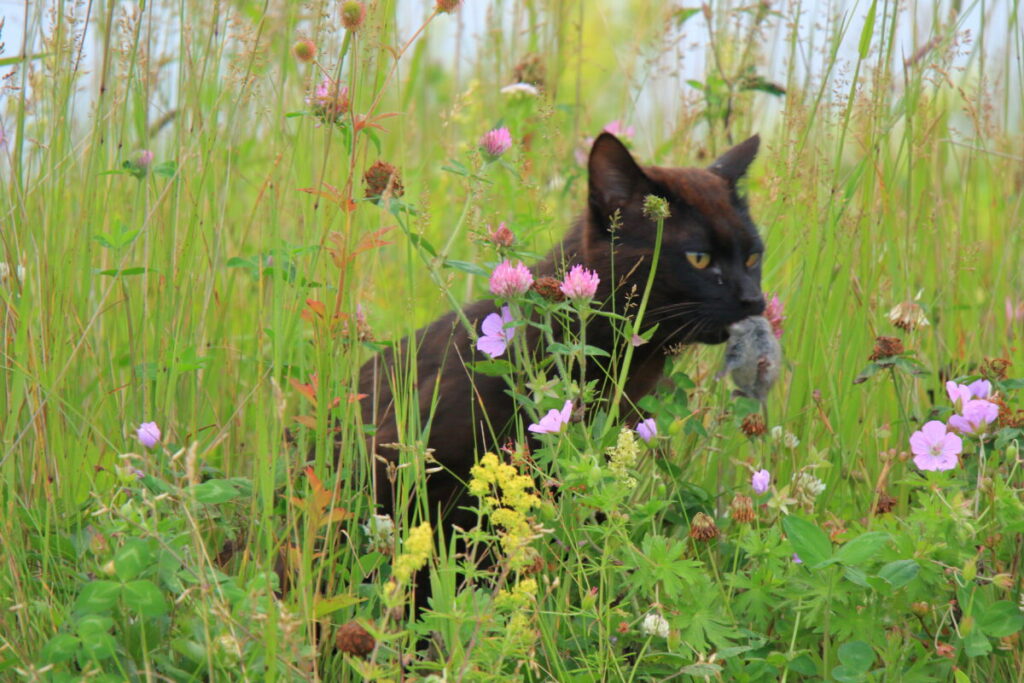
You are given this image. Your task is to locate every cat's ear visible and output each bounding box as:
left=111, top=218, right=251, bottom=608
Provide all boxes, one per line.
left=708, top=134, right=760, bottom=185
left=588, top=133, right=651, bottom=226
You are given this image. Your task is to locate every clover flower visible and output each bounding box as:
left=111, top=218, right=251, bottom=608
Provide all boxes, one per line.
left=751, top=468, right=771, bottom=495
left=500, top=82, right=540, bottom=97
left=888, top=301, right=930, bottom=331
left=137, top=421, right=161, bottom=448
left=559, top=264, right=600, bottom=301
left=764, top=294, right=785, bottom=339
left=306, top=77, right=350, bottom=124
left=477, top=305, right=515, bottom=358
left=480, top=126, right=512, bottom=158
left=528, top=399, right=572, bottom=434
left=487, top=222, right=515, bottom=247
left=635, top=418, right=657, bottom=444
left=489, top=259, right=533, bottom=297
left=642, top=612, right=670, bottom=638
left=909, top=420, right=961, bottom=471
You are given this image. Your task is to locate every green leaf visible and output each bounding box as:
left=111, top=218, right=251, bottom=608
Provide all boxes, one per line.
left=837, top=640, right=875, bottom=672
left=190, top=479, right=241, bottom=504
left=468, top=359, right=515, bottom=377
left=152, top=160, right=178, bottom=178
left=313, top=593, right=363, bottom=618
left=75, top=615, right=115, bottom=636
left=858, top=0, right=878, bottom=59
left=876, top=559, right=919, bottom=589
left=852, top=361, right=883, bottom=384
left=829, top=531, right=890, bottom=567
left=407, top=233, right=437, bottom=257
left=831, top=664, right=867, bottom=683
left=74, top=580, right=122, bottom=615
left=122, top=579, right=170, bottom=617
left=782, top=516, right=832, bottom=568
left=673, top=8, right=701, bottom=26
left=114, top=538, right=154, bottom=581
left=99, top=266, right=150, bottom=276
left=443, top=259, right=490, bottom=277
left=953, top=670, right=971, bottom=683
left=40, top=634, right=80, bottom=664
left=975, top=601, right=1024, bottom=637
left=962, top=628, right=992, bottom=657
left=582, top=345, right=610, bottom=358
left=78, top=631, right=117, bottom=663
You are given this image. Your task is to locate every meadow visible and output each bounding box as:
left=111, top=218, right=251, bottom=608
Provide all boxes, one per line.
left=1, top=0, right=1023, bottom=680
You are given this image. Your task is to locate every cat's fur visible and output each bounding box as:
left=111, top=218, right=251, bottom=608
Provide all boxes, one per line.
left=357, top=132, right=765, bottom=538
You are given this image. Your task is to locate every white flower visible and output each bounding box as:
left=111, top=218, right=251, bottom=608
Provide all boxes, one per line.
left=0, top=262, right=26, bottom=283
left=770, top=425, right=783, bottom=441
left=363, top=514, right=395, bottom=553
left=500, top=82, right=540, bottom=97
left=783, top=432, right=800, bottom=449
left=641, top=612, right=670, bottom=638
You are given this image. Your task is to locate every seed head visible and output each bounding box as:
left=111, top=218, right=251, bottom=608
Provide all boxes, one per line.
left=869, top=336, right=904, bottom=361
left=888, top=301, right=930, bottom=331
left=729, top=494, right=756, bottom=523
left=335, top=621, right=375, bottom=657
left=435, top=0, right=462, bottom=13
left=741, top=413, right=766, bottom=437
left=512, top=53, right=546, bottom=88
left=689, top=512, right=719, bottom=541
left=641, top=194, right=670, bottom=220
left=340, top=1, right=367, bottom=31
left=874, top=492, right=897, bottom=514
left=292, top=38, right=317, bottom=62
left=532, top=276, right=565, bottom=302
left=363, top=160, right=404, bottom=199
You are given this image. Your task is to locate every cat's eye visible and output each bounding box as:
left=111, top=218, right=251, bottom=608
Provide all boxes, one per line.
left=686, top=252, right=711, bottom=269
left=745, top=252, right=762, bottom=268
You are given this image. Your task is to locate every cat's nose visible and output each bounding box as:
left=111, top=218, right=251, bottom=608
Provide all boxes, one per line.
left=738, top=283, right=765, bottom=314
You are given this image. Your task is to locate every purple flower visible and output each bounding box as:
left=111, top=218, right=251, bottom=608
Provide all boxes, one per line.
left=751, top=469, right=771, bottom=495
left=946, top=381, right=974, bottom=409
left=635, top=418, right=657, bottom=443
left=603, top=120, right=635, bottom=139
left=476, top=305, right=515, bottom=358
left=559, top=264, right=600, bottom=301
left=948, top=399, right=999, bottom=435
left=764, top=294, right=785, bottom=339
left=489, top=260, right=533, bottom=298
left=480, top=127, right=512, bottom=158
left=137, top=421, right=161, bottom=448
left=966, top=379, right=992, bottom=399
left=791, top=553, right=803, bottom=564
left=909, top=420, right=962, bottom=471
left=528, top=400, right=573, bottom=434
left=136, top=150, right=154, bottom=170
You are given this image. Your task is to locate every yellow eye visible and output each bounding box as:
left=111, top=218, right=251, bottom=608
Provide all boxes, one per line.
left=745, top=252, right=762, bottom=268
left=686, top=252, right=711, bottom=269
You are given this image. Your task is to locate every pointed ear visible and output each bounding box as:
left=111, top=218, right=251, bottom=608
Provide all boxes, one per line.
left=708, top=134, right=760, bottom=185
left=588, top=133, right=651, bottom=226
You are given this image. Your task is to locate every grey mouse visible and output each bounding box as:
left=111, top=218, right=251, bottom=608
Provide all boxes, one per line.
left=716, top=316, right=782, bottom=402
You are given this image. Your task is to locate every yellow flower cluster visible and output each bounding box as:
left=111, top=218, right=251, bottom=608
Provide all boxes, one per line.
left=607, top=427, right=640, bottom=489
left=392, top=521, right=433, bottom=584
left=468, top=452, right=540, bottom=569
left=495, top=577, right=538, bottom=611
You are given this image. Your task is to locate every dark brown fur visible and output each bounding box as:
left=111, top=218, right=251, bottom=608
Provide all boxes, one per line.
left=357, top=132, right=765, bottom=549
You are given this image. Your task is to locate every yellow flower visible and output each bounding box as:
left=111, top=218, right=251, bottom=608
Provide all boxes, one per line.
left=607, top=427, right=640, bottom=489
left=392, top=522, right=433, bottom=584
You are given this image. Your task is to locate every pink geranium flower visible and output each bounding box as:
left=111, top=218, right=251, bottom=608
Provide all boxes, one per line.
left=945, top=381, right=974, bottom=410
left=137, top=421, right=161, bottom=448
left=909, top=420, right=962, bottom=471
left=489, top=260, right=533, bottom=298
left=476, top=305, right=515, bottom=358
left=635, top=418, right=657, bottom=443
left=528, top=400, right=573, bottom=434
left=560, top=264, right=600, bottom=301
left=480, top=127, right=512, bottom=158
left=948, top=399, right=999, bottom=435
left=966, top=379, right=991, bottom=399
left=751, top=469, right=770, bottom=494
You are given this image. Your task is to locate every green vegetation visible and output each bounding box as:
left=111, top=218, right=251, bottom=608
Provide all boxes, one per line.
left=1, top=0, right=1022, bottom=680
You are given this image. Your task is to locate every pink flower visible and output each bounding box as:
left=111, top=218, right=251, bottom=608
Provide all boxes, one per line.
left=137, top=421, right=161, bottom=448
left=489, top=260, right=533, bottom=298
left=635, top=418, right=657, bottom=443
left=136, top=150, right=154, bottom=170
left=528, top=400, right=573, bottom=434
left=560, top=264, right=600, bottom=301
left=948, top=399, right=999, bottom=435
left=630, top=333, right=648, bottom=347
left=909, top=421, right=962, bottom=471
left=480, top=127, right=512, bottom=158
left=945, top=381, right=974, bottom=409
left=792, top=553, right=803, bottom=564
left=476, top=305, right=515, bottom=358
left=966, top=379, right=991, bottom=399
left=764, top=294, right=785, bottom=339
left=306, top=77, right=350, bottom=123
left=487, top=222, right=515, bottom=247
left=603, top=120, right=635, bottom=139
left=751, top=469, right=771, bottom=495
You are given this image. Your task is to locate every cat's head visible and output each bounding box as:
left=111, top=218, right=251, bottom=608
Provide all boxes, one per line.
left=584, top=132, right=765, bottom=345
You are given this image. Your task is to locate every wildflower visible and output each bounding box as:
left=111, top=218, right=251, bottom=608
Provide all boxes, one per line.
left=0, top=262, right=26, bottom=283
left=792, top=471, right=826, bottom=509
left=875, top=492, right=897, bottom=514
left=791, top=553, right=803, bottom=564
left=480, top=126, right=512, bottom=158
left=631, top=333, right=648, bottom=347
left=495, top=578, right=538, bottom=610
left=909, top=420, right=961, bottom=471
left=966, top=379, right=991, bottom=399
left=528, top=400, right=573, bottom=434
left=335, top=621, right=375, bottom=657
left=363, top=514, right=395, bottom=555
left=689, top=512, right=719, bottom=541
left=137, top=421, right=161, bottom=448
left=512, top=53, right=546, bottom=88
left=782, top=430, right=800, bottom=449
left=729, top=494, right=756, bottom=523
left=340, top=1, right=367, bottom=31
left=135, top=149, right=154, bottom=170
left=392, top=522, right=433, bottom=583
left=306, top=77, right=351, bottom=125
left=641, top=612, right=670, bottom=638
left=751, top=469, right=771, bottom=495
left=487, top=222, right=515, bottom=247
left=500, top=82, right=540, bottom=97
left=468, top=452, right=540, bottom=568
left=741, top=413, right=767, bottom=437
left=489, top=260, right=534, bottom=298
left=559, top=264, right=600, bottom=301
left=435, top=0, right=462, bottom=13
left=869, top=336, right=904, bottom=361
left=635, top=418, right=657, bottom=444
left=292, top=38, right=317, bottom=62
left=476, top=305, right=515, bottom=358
left=948, top=399, right=999, bottom=435
left=763, top=294, right=785, bottom=339
left=888, top=301, right=930, bottom=331
left=603, top=120, right=636, bottom=139
left=363, top=160, right=403, bottom=198
left=532, top=276, right=565, bottom=302
left=608, top=427, right=641, bottom=489
left=641, top=194, right=671, bottom=220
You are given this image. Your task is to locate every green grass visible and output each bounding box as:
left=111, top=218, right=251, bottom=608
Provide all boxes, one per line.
left=2, top=0, right=1023, bottom=680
